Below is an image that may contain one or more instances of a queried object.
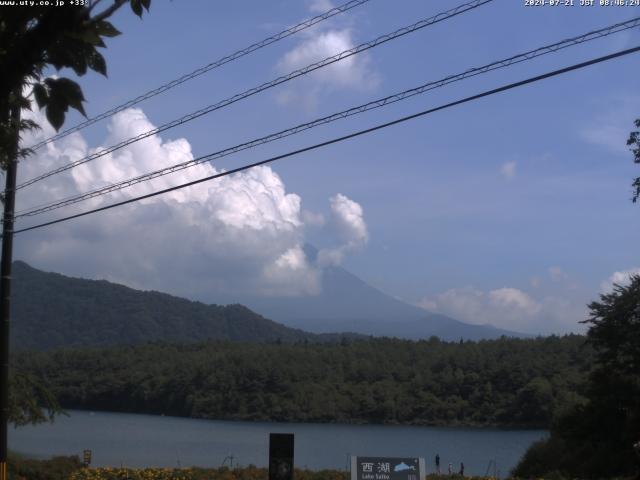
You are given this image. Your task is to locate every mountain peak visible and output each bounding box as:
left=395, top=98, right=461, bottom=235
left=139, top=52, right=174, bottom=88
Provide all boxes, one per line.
left=240, top=256, right=526, bottom=341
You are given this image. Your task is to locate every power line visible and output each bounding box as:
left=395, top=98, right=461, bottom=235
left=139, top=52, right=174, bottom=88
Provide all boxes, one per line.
left=12, top=45, right=640, bottom=236
left=26, top=0, right=373, bottom=152
left=16, top=0, right=494, bottom=190
left=14, top=16, right=640, bottom=219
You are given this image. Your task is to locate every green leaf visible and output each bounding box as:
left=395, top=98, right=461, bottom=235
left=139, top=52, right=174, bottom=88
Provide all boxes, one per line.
left=45, top=78, right=87, bottom=118
left=46, top=103, right=66, bottom=131
left=130, top=0, right=143, bottom=17
left=95, top=20, right=121, bottom=38
left=32, top=83, right=49, bottom=109
left=87, top=50, right=107, bottom=76
left=64, top=29, right=105, bottom=48
left=86, top=31, right=107, bottom=48
left=52, top=39, right=91, bottom=76
left=70, top=53, right=88, bottom=76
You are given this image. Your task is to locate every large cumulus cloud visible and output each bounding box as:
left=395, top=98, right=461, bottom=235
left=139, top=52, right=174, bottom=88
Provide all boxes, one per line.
left=15, top=107, right=367, bottom=300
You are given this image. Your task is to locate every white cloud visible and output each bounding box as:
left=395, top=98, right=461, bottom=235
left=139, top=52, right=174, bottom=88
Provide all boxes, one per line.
left=418, top=285, right=585, bottom=334
left=500, top=161, right=516, bottom=180
left=329, top=193, right=368, bottom=245
left=263, top=245, right=321, bottom=296
left=276, top=28, right=380, bottom=109
left=278, top=30, right=363, bottom=87
left=16, top=107, right=367, bottom=300
left=489, top=287, right=541, bottom=315
left=600, top=267, right=640, bottom=293
left=318, top=193, right=368, bottom=266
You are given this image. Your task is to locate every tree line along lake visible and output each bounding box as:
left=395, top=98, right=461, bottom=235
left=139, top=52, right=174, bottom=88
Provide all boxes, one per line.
left=10, top=410, right=547, bottom=477
left=10, top=336, right=583, bottom=476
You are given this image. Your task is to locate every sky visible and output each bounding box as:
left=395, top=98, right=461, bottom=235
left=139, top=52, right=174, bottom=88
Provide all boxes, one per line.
left=13, top=0, right=640, bottom=335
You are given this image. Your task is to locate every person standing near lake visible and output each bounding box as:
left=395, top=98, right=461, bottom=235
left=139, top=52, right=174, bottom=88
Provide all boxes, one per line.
left=459, top=462, right=464, bottom=477
left=448, top=463, right=452, bottom=475
left=435, top=454, right=440, bottom=474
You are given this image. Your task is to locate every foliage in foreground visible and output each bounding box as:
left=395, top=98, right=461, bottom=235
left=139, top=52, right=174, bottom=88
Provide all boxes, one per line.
left=0, top=0, right=152, bottom=154
left=68, top=467, right=491, bottom=480
left=69, top=466, right=346, bottom=480
left=513, top=276, right=640, bottom=479
left=6, top=455, right=635, bottom=480
left=628, top=118, right=640, bottom=202
left=8, top=370, right=64, bottom=426
left=15, top=335, right=591, bottom=428
left=8, top=453, right=83, bottom=480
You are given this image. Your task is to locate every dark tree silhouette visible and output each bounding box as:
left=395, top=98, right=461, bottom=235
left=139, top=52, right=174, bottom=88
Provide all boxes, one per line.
left=0, top=0, right=152, bottom=426
left=0, top=0, right=152, bottom=167
left=515, top=275, right=640, bottom=479
left=627, top=119, right=640, bottom=203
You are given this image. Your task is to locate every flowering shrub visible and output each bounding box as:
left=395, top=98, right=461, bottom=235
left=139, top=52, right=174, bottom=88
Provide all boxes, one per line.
left=69, top=466, right=349, bottom=480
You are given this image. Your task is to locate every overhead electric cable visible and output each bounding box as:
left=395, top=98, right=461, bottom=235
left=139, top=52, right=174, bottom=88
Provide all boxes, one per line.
left=27, top=0, right=373, bottom=151
left=14, top=16, right=640, bottom=219
left=11, top=44, right=640, bottom=236
left=17, top=0, right=494, bottom=190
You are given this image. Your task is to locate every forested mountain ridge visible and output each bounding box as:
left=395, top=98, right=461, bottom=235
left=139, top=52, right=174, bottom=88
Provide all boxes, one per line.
left=13, top=258, right=524, bottom=352
left=15, top=335, right=592, bottom=428
left=11, top=261, right=358, bottom=349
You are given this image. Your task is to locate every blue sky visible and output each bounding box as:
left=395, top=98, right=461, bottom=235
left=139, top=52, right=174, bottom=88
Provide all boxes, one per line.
left=14, top=0, right=640, bottom=334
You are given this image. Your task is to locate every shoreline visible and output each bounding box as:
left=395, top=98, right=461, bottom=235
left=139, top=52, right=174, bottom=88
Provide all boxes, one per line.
left=50, top=407, right=551, bottom=432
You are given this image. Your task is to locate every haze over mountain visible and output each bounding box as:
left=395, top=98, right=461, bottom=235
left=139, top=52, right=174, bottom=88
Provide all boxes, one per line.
left=224, top=246, right=526, bottom=341
left=12, top=257, right=524, bottom=350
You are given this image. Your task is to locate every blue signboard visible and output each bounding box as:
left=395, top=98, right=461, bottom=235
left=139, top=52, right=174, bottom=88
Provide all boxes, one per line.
left=351, top=456, right=425, bottom=480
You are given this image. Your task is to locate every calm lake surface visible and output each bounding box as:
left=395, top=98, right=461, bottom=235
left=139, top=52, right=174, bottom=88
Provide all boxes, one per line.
left=9, top=410, right=546, bottom=477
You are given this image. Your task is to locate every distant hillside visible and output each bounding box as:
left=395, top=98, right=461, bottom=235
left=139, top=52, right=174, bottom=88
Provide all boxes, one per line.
left=238, top=245, right=525, bottom=341
left=11, top=261, right=349, bottom=350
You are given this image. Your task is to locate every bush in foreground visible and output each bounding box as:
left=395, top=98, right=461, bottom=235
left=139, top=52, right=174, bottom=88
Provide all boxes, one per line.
left=68, top=467, right=496, bottom=480
left=8, top=453, right=83, bottom=480
left=68, top=466, right=349, bottom=480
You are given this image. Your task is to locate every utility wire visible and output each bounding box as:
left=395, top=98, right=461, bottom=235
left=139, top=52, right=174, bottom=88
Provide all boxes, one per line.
left=14, top=16, right=640, bottom=219
left=27, top=0, right=373, bottom=151
left=16, top=0, right=494, bottom=190
left=11, top=45, right=640, bottom=236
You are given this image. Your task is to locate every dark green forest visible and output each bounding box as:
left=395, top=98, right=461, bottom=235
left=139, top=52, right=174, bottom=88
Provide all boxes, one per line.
left=15, top=335, right=590, bottom=429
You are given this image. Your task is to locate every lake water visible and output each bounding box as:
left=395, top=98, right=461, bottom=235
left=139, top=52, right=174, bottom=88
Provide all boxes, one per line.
left=9, top=410, right=546, bottom=477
